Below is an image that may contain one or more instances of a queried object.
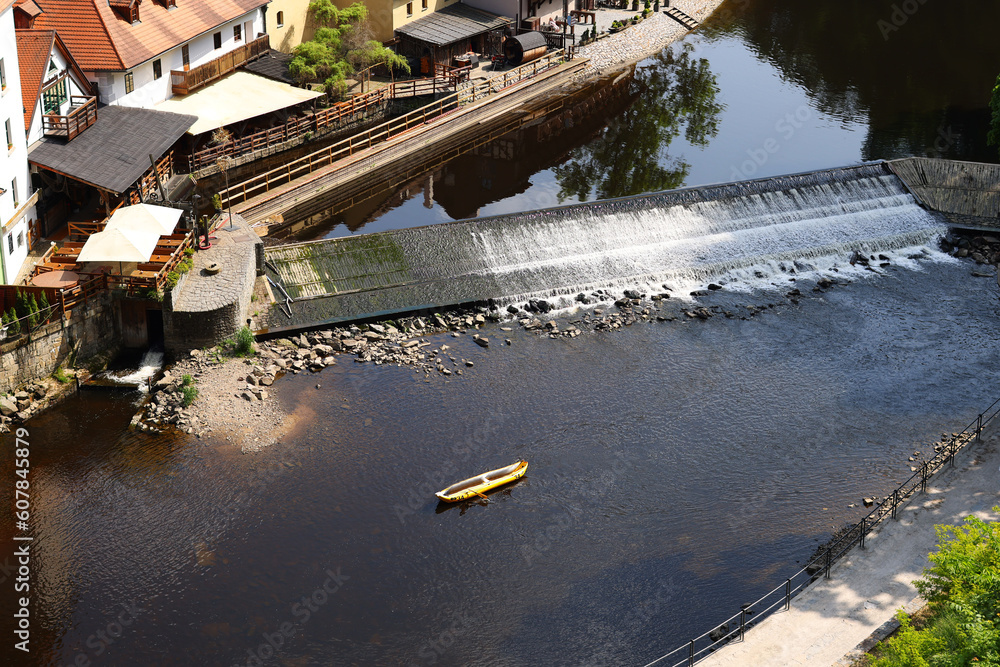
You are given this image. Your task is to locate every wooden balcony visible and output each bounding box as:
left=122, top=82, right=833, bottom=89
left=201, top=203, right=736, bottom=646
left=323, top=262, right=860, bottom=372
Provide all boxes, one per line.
left=42, top=96, right=98, bottom=141
left=171, top=34, right=271, bottom=96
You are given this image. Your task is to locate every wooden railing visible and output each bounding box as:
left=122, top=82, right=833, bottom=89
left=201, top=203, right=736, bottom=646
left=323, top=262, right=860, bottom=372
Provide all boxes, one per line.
left=42, top=96, right=98, bottom=141
left=221, top=50, right=567, bottom=208
left=185, top=88, right=390, bottom=172
left=129, top=153, right=174, bottom=204
left=171, top=34, right=270, bottom=96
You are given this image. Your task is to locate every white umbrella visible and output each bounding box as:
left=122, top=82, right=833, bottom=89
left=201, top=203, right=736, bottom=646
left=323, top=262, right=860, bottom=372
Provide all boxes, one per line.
left=106, top=203, right=182, bottom=236
left=77, top=227, right=161, bottom=268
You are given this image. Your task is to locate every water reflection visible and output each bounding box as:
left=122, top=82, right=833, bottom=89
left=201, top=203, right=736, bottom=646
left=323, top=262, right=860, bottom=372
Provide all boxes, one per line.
left=714, top=0, right=1000, bottom=162
left=554, top=43, right=724, bottom=201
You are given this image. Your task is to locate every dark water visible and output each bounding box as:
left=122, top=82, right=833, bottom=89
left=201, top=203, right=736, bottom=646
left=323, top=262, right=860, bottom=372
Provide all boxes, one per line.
left=4, top=259, right=1000, bottom=666
left=275, top=0, right=1000, bottom=241
left=5, top=1, right=1000, bottom=665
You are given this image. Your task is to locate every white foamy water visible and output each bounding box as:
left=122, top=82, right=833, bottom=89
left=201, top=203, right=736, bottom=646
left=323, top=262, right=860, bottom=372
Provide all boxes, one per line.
left=469, top=171, right=947, bottom=306
left=102, top=349, right=164, bottom=391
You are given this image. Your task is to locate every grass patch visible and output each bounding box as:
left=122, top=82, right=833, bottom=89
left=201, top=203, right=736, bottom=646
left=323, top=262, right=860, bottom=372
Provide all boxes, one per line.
left=223, top=325, right=256, bottom=357
left=52, top=367, right=70, bottom=384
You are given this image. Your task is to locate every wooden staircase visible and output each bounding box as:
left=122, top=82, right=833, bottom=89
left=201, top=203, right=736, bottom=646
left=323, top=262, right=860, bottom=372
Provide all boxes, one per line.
left=664, top=6, right=699, bottom=30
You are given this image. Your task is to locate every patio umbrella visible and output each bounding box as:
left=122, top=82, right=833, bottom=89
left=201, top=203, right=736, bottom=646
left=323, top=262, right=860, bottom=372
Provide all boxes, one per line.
left=77, top=226, right=161, bottom=273
left=106, top=203, right=182, bottom=236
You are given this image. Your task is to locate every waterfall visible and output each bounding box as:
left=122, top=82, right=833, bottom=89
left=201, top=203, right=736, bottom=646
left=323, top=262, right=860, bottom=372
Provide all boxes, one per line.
left=267, top=162, right=950, bottom=327
left=100, top=348, right=165, bottom=391
left=465, top=173, right=945, bottom=303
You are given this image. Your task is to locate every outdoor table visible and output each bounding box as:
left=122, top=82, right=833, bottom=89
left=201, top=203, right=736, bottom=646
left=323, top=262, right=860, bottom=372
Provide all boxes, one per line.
left=31, top=270, right=79, bottom=288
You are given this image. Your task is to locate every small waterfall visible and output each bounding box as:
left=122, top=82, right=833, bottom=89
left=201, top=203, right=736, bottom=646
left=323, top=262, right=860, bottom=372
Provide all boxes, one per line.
left=268, top=162, right=951, bottom=327
left=97, top=348, right=165, bottom=391
left=461, top=168, right=947, bottom=303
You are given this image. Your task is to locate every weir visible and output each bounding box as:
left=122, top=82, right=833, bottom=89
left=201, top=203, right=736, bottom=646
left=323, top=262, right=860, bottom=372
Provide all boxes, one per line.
left=264, top=161, right=950, bottom=331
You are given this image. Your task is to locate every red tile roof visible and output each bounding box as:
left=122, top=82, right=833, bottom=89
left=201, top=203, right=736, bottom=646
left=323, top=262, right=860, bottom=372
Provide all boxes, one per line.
left=30, top=0, right=267, bottom=71
left=15, top=28, right=54, bottom=133
left=13, top=0, right=42, bottom=18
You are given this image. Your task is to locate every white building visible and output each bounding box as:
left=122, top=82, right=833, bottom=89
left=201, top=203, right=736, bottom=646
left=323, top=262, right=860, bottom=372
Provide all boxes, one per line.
left=0, top=0, right=37, bottom=284
left=20, top=0, right=268, bottom=108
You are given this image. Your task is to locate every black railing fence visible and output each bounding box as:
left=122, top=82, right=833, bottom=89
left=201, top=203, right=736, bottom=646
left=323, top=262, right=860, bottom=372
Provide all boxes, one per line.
left=642, top=397, right=1000, bottom=667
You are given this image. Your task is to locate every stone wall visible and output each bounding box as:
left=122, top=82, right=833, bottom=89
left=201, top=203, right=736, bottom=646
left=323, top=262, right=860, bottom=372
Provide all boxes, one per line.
left=162, top=226, right=260, bottom=354
left=0, top=291, right=121, bottom=394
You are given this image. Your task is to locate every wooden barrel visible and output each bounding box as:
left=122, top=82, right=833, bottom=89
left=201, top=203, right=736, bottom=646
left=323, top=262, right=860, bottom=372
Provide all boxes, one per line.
left=502, top=32, right=548, bottom=66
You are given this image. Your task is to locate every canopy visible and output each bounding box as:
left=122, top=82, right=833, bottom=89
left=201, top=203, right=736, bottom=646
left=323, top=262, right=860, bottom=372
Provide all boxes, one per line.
left=107, top=203, right=182, bottom=236
left=77, top=226, right=160, bottom=263
left=155, top=71, right=324, bottom=135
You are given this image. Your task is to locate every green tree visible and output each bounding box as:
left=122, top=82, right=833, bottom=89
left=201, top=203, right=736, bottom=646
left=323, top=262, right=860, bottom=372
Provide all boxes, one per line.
left=39, top=291, right=50, bottom=320
left=552, top=43, right=723, bottom=201
left=989, top=74, right=1000, bottom=158
left=27, top=295, right=39, bottom=329
left=290, top=1, right=409, bottom=98
left=872, top=509, right=1000, bottom=666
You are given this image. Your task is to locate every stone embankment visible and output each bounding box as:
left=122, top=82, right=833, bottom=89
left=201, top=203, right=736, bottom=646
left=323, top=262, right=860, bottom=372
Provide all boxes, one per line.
left=0, top=375, right=79, bottom=433
left=576, top=0, right=727, bottom=76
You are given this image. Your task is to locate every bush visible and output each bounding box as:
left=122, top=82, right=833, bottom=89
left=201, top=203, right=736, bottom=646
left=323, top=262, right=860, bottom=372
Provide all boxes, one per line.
left=181, top=385, right=199, bottom=406
left=184, top=248, right=195, bottom=257
left=27, top=295, right=39, bottom=329
left=39, top=291, right=50, bottom=318
left=5, top=308, right=19, bottom=334
left=52, top=367, right=70, bottom=384
left=871, top=508, right=1000, bottom=666
left=165, top=271, right=179, bottom=289
left=176, top=257, right=193, bottom=275
left=234, top=325, right=255, bottom=356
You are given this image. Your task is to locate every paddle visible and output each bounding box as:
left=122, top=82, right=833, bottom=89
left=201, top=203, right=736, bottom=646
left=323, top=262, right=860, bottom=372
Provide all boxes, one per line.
left=473, top=490, right=489, bottom=502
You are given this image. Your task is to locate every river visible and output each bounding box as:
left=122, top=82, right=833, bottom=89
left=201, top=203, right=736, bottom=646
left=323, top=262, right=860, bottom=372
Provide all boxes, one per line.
left=4, top=1, right=1000, bottom=665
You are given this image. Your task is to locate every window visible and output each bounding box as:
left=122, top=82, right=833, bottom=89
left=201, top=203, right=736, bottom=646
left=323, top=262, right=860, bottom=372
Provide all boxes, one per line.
left=42, top=77, right=68, bottom=114
left=406, top=1, right=413, bottom=15
left=0, top=58, right=5, bottom=90
left=213, top=32, right=222, bottom=49
left=233, top=24, right=242, bottom=42
left=152, top=59, right=162, bottom=80
left=422, top=0, right=427, bottom=9
left=16, top=232, right=22, bottom=248
left=11, top=179, right=17, bottom=208
left=276, top=11, right=284, bottom=27
left=4, top=119, right=11, bottom=149
left=7, top=234, right=12, bottom=255
left=124, top=71, right=134, bottom=94
left=182, top=44, right=190, bottom=70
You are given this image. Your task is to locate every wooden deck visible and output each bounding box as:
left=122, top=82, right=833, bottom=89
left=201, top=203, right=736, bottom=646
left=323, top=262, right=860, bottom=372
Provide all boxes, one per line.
left=171, top=35, right=270, bottom=96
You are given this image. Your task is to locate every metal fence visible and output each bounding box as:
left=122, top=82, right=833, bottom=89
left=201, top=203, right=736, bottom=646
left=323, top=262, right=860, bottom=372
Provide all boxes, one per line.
left=642, top=397, right=1000, bottom=667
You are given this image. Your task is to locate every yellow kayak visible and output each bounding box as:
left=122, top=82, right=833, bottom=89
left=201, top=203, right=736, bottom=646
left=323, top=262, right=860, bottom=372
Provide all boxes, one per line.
left=435, top=460, right=528, bottom=502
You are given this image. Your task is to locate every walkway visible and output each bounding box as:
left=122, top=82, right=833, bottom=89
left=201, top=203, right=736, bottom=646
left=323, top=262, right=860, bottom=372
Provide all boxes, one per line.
left=696, top=423, right=1000, bottom=667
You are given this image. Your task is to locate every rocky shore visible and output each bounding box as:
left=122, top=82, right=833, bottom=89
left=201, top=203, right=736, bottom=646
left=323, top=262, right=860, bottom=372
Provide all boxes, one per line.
left=96, top=230, right=1000, bottom=452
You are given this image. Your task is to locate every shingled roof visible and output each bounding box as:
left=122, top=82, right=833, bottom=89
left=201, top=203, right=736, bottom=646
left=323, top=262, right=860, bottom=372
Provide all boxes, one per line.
left=28, top=0, right=267, bottom=71
left=395, top=3, right=510, bottom=47
left=15, top=29, right=54, bottom=133
left=28, top=105, right=196, bottom=193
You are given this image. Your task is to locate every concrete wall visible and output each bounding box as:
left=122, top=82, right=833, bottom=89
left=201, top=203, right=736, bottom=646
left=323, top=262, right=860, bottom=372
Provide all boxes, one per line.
left=268, top=0, right=315, bottom=53
left=0, top=290, right=121, bottom=394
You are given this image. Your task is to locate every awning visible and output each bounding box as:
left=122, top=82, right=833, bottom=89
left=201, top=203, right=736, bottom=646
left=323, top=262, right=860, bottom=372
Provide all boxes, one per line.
left=77, top=226, right=160, bottom=263
left=106, top=203, right=182, bottom=236
left=28, top=106, right=197, bottom=194
left=395, top=4, right=511, bottom=47
left=155, top=71, right=324, bottom=136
